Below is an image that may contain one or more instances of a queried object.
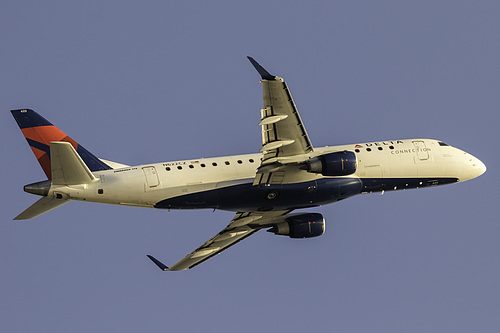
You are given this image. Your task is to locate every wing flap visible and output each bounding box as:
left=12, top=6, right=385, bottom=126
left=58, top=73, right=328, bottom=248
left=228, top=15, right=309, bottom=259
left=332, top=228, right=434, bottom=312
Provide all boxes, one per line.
left=168, top=224, right=257, bottom=271
left=248, top=57, right=314, bottom=185
left=259, top=79, right=313, bottom=159
left=148, top=211, right=291, bottom=271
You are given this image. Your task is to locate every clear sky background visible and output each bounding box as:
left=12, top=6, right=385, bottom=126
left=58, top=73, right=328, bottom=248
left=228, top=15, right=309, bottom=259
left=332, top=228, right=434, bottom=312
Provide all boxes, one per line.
left=1, top=1, right=499, bottom=332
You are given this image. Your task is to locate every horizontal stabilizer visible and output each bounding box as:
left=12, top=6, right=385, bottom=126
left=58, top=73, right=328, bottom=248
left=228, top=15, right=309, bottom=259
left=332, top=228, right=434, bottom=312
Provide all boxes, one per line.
left=14, top=196, right=70, bottom=220
left=51, top=142, right=98, bottom=185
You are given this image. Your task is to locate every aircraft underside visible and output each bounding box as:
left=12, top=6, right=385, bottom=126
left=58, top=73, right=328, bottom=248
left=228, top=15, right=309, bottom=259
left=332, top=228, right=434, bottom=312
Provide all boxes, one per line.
left=154, top=176, right=459, bottom=212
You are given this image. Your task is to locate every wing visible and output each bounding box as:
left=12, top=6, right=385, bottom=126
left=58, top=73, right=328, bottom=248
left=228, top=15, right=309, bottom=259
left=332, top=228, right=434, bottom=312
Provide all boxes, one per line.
left=147, top=58, right=312, bottom=271
left=247, top=57, right=314, bottom=185
left=147, top=210, right=291, bottom=271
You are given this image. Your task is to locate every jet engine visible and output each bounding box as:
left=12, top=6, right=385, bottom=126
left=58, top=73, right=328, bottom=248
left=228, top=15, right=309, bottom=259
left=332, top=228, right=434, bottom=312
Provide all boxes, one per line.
left=303, top=151, right=357, bottom=176
left=267, top=213, right=325, bottom=238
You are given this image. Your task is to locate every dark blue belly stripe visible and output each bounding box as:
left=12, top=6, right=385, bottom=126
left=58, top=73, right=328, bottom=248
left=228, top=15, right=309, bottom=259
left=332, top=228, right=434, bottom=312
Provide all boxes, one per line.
left=154, top=177, right=458, bottom=212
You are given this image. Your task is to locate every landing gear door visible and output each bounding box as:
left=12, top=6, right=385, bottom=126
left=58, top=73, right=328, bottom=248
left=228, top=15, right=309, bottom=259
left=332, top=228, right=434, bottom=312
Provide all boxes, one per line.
left=143, top=166, right=160, bottom=188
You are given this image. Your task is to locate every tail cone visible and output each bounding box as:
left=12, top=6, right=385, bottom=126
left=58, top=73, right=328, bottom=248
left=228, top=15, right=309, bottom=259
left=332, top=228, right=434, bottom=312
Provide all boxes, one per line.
left=24, top=180, right=51, bottom=196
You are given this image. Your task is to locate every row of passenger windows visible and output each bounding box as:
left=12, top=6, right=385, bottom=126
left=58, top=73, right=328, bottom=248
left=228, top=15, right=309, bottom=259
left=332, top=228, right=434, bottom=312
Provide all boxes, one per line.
left=165, top=145, right=400, bottom=171
left=355, top=146, right=395, bottom=153
left=165, top=159, right=255, bottom=171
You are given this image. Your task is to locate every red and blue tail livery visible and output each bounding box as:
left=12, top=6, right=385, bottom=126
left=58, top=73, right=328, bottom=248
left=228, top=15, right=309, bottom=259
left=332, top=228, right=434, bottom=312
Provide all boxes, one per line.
left=11, top=109, right=111, bottom=179
left=10, top=58, right=486, bottom=271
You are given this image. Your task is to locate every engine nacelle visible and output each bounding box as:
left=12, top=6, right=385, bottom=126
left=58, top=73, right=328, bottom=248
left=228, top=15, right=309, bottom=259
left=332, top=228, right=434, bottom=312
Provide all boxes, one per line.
left=268, top=213, right=325, bottom=238
left=304, top=151, right=357, bottom=176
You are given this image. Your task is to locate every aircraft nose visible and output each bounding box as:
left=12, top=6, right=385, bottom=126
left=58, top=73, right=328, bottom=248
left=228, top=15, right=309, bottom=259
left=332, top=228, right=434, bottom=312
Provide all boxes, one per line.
left=475, top=157, right=487, bottom=177
left=461, top=152, right=486, bottom=181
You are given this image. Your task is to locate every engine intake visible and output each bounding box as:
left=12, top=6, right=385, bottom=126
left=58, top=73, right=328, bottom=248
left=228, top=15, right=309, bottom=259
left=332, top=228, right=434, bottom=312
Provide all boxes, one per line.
left=305, top=151, right=357, bottom=176
left=268, top=213, right=325, bottom=238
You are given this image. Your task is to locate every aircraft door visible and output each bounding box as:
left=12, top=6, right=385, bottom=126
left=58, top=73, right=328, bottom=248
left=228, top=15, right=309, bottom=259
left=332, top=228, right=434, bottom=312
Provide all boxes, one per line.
left=142, top=166, right=160, bottom=188
left=412, top=140, right=429, bottom=161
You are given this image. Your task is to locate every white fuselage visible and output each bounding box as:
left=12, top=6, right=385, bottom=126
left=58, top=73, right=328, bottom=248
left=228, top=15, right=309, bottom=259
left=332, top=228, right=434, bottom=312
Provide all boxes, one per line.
left=47, top=138, right=486, bottom=212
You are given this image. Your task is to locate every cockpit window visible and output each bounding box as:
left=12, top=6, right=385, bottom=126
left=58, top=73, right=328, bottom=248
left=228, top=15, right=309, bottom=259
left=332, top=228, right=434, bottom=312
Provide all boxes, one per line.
left=438, top=142, right=450, bottom=146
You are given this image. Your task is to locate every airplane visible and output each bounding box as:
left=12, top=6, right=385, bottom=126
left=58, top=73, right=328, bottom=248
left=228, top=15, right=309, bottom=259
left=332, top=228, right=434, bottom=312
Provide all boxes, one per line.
left=11, top=57, right=486, bottom=271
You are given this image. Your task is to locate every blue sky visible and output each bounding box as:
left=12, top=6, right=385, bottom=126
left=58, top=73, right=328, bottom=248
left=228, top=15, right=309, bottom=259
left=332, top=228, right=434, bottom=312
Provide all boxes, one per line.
left=1, top=1, right=499, bottom=332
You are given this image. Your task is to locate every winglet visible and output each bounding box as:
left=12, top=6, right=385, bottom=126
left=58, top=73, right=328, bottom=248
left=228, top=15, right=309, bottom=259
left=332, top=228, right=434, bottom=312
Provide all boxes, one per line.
left=247, top=56, right=276, bottom=80
left=147, top=255, right=169, bottom=271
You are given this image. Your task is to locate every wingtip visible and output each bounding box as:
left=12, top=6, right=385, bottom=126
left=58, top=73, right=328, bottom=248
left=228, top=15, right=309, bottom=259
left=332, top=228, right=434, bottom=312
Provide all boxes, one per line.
left=247, top=56, right=275, bottom=80
left=147, top=255, right=169, bottom=271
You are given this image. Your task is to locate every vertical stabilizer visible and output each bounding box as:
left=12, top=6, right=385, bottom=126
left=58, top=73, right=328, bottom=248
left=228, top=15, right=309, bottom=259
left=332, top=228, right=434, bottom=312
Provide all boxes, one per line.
left=11, top=109, right=111, bottom=179
left=13, top=142, right=98, bottom=220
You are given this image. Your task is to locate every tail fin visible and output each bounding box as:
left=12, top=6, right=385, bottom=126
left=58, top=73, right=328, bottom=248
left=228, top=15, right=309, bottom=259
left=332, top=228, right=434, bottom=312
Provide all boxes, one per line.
left=11, top=109, right=111, bottom=179
left=13, top=142, right=98, bottom=220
